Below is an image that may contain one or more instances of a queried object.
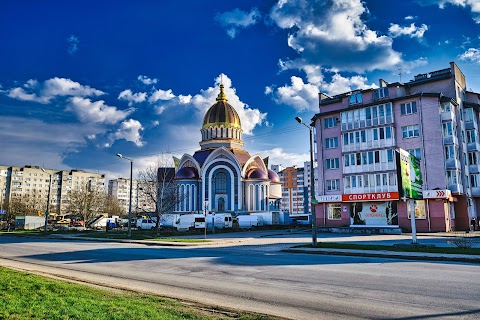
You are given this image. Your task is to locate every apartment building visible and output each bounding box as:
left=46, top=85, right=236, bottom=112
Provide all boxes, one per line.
left=108, top=178, right=156, bottom=215
left=313, top=62, right=478, bottom=232
left=277, top=161, right=317, bottom=216
left=0, top=165, right=105, bottom=216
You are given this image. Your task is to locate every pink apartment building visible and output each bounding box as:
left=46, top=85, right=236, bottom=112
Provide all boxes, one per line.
left=313, top=62, right=479, bottom=232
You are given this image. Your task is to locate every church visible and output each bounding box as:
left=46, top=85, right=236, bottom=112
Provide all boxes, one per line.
left=174, top=84, right=281, bottom=215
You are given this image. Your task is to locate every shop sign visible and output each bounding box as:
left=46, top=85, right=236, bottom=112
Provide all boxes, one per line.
left=342, top=192, right=399, bottom=202
left=317, top=195, right=342, bottom=202
left=350, top=201, right=398, bottom=226
left=422, top=189, right=451, bottom=199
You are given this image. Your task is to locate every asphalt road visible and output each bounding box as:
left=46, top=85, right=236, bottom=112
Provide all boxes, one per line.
left=0, top=235, right=479, bottom=320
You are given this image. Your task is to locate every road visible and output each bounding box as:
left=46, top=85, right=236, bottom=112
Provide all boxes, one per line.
left=0, top=234, right=479, bottom=320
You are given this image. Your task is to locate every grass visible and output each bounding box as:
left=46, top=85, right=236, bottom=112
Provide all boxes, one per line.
left=0, top=267, right=269, bottom=320
left=76, top=231, right=210, bottom=242
left=307, top=242, right=480, bottom=255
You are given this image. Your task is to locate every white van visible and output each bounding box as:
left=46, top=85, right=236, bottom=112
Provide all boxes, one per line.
left=174, top=214, right=205, bottom=231
left=136, top=217, right=160, bottom=230
left=206, top=213, right=233, bottom=229
left=237, top=215, right=263, bottom=228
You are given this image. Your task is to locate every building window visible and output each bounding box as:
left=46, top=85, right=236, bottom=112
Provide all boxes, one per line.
left=469, top=152, right=479, bottom=165
left=325, top=137, right=338, bottom=149
left=374, top=87, right=388, bottom=100
left=464, top=108, right=474, bottom=122
left=447, top=170, right=458, bottom=185
left=467, top=130, right=476, bottom=144
left=349, top=91, right=363, bottom=105
left=402, top=125, right=419, bottom=138
left=445, top=145, right=457, bottom=160
left=324, top=117, right=338, bottom=128
left=328, top=204, right=342, bottom=220
left=442, top=122, right=454, bottom=137
left=326, top=179, right=340, bottom=191
left=471, top=174, right=480, bottom=188
left=408, top=148, right=421, bottom=160
left=400, top=101, right=417, bottom=115
left=325, top=158, right=340, bottom=170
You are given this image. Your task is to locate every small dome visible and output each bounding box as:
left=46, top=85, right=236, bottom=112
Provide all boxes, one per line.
left=247, top=168, right=268, bottom=180
left=175, top=167, right=199, bottom=180
left=268, top=170, right=280, bottom=183
left=202, top=84, right=241, bottom=130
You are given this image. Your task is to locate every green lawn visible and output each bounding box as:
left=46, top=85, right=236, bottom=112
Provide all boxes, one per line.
left=0, top=267, right=268, bottom=320
left=310, top=242, right=480, bottom=255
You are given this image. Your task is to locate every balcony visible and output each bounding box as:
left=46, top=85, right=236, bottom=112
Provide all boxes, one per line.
left=443, top=135, right=459, bottom=146
left=467, top=141, right=480, bottom=152
left=445, top=158, right=461, bottom=170
left=472, top=187, right=480, bottom=197
left=448, top=183, right=464, bottom=194
left=464, top=120, right=477, bottom=130
left=441, top=110, right=455, bottom=122
left=343, top=162, right=396, bottom=174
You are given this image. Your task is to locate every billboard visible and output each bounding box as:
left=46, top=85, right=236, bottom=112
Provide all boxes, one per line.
left=350, top=201, right=398, bottom=226
left=397, top=148, right=423, bottom=200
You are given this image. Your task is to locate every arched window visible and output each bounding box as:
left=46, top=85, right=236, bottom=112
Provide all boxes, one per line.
left=261, top=185, right=265, bottom=211
left=214, top=172, right=227, bottom=194
left=249, top=185, right=254, bottom=211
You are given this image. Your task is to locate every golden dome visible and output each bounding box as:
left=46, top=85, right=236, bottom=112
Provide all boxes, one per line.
left=202, top=84, right=242, bottom=130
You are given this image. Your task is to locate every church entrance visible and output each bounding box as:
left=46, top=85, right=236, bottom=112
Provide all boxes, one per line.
left=217, top=197, right=225, bottom=212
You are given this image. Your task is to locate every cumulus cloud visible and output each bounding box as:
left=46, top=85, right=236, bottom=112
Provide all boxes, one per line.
left=269, top=0, right=402, bottom=74
left=418, top=0, right=480, bottom=23
left=459, top=48, right=480, bottom=63
left=6, top=77, right=104, bottom=103
left=137, top=75, right=158, bottom=85
left=273, top=76, right=320, bottom=112
left=66, top=35, right=79, bottom=55
left=118, top=89, right=147, bottom=106
left=110, top=119, right=144, bottom=147
left=66, top=97, right=133, bottom=125
left=257, top=147, right=309, bottom=168
left=388, top=23, right=429, bottom=39
left=216, top=7, right=261, bottom=38
left=149, top=88, right=175, bottom=103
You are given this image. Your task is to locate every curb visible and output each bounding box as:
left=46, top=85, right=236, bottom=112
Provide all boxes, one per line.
left=283, top=248, right=480, bottom=264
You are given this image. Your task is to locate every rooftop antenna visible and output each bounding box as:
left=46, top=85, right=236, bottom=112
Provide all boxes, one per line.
left=398, top=68, right=402, bottom=82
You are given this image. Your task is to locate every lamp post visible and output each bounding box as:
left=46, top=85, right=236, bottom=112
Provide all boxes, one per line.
left=41, top=168, right=52, bottom=234
left=295, top=116, right=317, bottom=246
left=117, top=153, right=133, bottom=238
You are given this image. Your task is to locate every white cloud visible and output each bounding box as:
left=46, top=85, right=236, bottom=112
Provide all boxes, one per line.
left=137, top=75, right=158, bottom=85
left=405, top=15, right=416, bottom=20
left=322, top=74, right=377, bottom=96
left=149, top=88, right=175, bottom=103
left=110, top=119, right=144, bottom=147
left=418, top=0, right=480, bottom=23
left=66, top=97, right=133, bottom=125
left=216, top=7, right=261, bottom=38
left=6, top=77, right=104, bottom=103
left=66, top=35, right=79, bottom=55
left=269, top=0, right=403, bottom=73
left=118, top=89, right=147, bottom=106
left=257, top=147, right=309, bottom=168
left=274, top=76, right=320, bottom=112
left=388, top=23, right=429, bottom=39
left=459, top=48, right=480, bottom=63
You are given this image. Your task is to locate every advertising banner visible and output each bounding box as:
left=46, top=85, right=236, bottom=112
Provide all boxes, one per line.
left=407, top=200, right=426, bottom=219
left=350, top=201, right=398, bottom=226
left=397, top=148, right=423, bottom=200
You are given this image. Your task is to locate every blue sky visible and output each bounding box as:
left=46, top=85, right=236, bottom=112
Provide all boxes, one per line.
left=1, top=0, right=480, bottom=179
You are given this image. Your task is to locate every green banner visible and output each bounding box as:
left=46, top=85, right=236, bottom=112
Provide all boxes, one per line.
left=398, top=148, right=423, bottom=199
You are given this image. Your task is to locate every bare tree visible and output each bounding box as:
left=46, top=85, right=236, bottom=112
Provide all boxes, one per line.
left=67, top=182, right=105, bottom=222
left=104, top=195, right=124, bottom=216
left=137, top=155, right=177, bottom=234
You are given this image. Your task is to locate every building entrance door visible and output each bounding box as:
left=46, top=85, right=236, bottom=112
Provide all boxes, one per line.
left=218, top=197, right=225, bottom=212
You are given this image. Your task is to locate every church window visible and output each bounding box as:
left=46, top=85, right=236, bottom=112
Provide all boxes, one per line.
left=249, top=185, right=254, bottom=211
left=214, top=172, right=227, bottom=194
left=261, top=185, right=265, bottom=211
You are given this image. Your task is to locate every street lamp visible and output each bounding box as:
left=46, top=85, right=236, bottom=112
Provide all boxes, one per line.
left=117, top=153, right=133, bottom=238
left=41, top=168, right=52, bottom=234
left=295, top=116, right=317, bottom=246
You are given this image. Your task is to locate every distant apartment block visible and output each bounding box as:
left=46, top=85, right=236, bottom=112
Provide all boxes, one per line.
left=313, top=62, right=479, bottom=232
left=276, top=161, right=317, bottom=215
left=0, top=165, right=105, bottom=215
left=108, top=178, right=156, bottom=215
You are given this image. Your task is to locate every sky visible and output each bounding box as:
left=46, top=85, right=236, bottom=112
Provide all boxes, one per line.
left=1, top=0, right=480, bottom=180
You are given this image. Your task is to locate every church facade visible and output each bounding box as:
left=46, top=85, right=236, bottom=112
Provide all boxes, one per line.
left=174, top=85, right=281, bottom=215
